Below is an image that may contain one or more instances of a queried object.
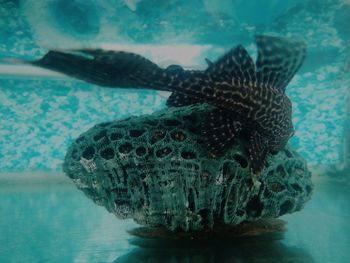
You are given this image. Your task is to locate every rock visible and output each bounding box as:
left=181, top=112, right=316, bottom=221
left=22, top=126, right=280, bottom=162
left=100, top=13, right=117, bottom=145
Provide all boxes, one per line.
left=63, top=104, right=313, bottom=231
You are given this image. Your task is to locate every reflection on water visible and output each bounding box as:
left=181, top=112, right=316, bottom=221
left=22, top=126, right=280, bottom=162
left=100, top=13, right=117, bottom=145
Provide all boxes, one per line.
left=0, top=175, right=349, bottom=263
left=115, top=235, right=313, bottom=263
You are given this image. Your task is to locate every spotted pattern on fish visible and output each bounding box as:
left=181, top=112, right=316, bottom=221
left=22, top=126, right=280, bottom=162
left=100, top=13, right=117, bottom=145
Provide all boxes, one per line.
left=28, top=35, right=306, bottom=175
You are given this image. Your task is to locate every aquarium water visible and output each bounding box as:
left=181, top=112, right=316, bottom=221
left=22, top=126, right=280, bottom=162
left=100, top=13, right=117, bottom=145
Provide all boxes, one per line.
left=0, top=0, right=349, bottom=262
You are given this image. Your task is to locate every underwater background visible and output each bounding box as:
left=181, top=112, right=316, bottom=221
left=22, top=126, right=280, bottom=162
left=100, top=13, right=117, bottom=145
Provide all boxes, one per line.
left=1, top=0, right=349, bottom=172
left=0, top=0, right=350, bottom=262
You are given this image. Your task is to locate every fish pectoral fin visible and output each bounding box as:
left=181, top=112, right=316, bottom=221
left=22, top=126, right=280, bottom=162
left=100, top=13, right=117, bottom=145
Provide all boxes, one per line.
left=30, top=49, right=164, bottom=88
left=202, top=109, right=243, bottom=156
left=166, top=92, right=202, bottom=107
left=205, top=45, right=256, bottom=87
left=248, top=130, right=269, bottom=176
left=255, top=35, right=306, bottom=93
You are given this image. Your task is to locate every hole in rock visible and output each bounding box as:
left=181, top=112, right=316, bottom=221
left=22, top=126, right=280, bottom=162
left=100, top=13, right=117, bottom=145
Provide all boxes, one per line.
left=199, top=209, right=210, bottom=226
left=269, top=182, right=286, bottom=193
left=291, top=183, right=303, bottom=193
left=280, top=200, right=294, bottom=215
left=181, top=150, right=196, bottom=159
left=82, top=146, right=95, bottom=160
left=136, top=146, right=147, bottom=156
left=150, top=130, right=166, bottom=144
left=100, top=147, right=115, bottom=160
left=188, top=188, right=196, bottom=211
left=119, top=143, right=133, bottom=154
left=110, top=132, right=123, bottom=141
left=130, top=129, right=145, bottom=138
left=155, top=147, right=172, bottom=158
left=236, top=209, right=245, bottom=217
left=233, top=154, right=248, bottom=168
left=246, top=196, right=264, bottom=217
left=276, top=165, right=287, bottom=177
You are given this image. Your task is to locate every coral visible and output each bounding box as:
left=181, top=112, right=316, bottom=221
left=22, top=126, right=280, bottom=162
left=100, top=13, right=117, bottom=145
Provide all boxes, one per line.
left=63, top=104, right=313, bottom=231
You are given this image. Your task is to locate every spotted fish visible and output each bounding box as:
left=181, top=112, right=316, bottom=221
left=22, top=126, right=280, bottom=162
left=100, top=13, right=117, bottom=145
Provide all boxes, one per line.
left=27, top=35, right=306, bottom=175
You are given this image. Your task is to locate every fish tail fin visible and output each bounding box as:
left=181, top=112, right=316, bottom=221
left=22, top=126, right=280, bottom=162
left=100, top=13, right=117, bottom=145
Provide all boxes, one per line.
left=29, top=49, right=169, bottom=90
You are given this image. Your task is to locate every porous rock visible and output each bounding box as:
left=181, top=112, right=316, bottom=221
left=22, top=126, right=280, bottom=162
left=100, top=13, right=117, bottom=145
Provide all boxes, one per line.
left=63, top=104, right=313, bottom=231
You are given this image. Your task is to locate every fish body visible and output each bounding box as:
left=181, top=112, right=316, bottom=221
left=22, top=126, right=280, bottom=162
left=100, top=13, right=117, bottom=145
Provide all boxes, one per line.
left=28, top=35, right=306, bottom=175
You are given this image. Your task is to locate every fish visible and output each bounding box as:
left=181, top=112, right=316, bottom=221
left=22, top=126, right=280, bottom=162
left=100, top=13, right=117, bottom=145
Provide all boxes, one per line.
left=25, top=35, right=306, bottom=175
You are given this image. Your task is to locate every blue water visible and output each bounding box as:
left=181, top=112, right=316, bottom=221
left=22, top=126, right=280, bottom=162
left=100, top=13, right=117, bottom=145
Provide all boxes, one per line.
left=1, top=176, right=349, bottom=263
left=1, top=0, right=349, bottom=172
left=1, top=0, right=350, bottom=262
left=1, top=0, right=350, bottom=172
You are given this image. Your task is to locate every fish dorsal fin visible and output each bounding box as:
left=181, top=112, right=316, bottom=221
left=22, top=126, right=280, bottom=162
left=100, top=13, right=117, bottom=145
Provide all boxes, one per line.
left=166, top=92, right=202, bottom=107
left=205, top=45, right=256, bottom=87
left=255, top=35, right=306, bottom=93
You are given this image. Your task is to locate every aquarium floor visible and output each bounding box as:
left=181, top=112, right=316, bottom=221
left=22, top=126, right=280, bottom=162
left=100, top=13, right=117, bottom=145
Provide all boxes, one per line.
left=0, top=174, right=349, bottom=263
